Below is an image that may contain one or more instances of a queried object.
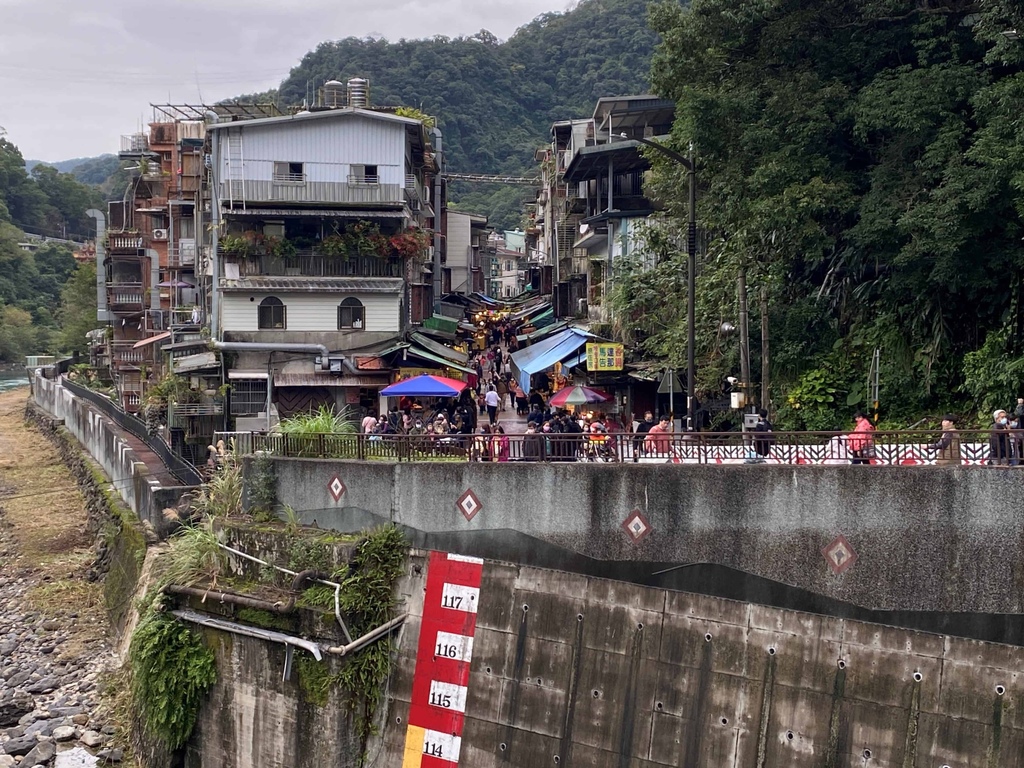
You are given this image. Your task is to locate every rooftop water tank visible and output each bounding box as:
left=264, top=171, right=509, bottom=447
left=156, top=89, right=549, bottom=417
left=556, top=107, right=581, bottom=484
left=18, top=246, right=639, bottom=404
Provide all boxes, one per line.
left=347, top=77, right=369, bottom=108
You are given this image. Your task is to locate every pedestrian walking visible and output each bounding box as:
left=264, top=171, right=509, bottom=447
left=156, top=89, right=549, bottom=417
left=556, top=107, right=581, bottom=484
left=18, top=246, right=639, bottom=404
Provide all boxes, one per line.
left=990, top=409, right=1012, bottom=466
left=927, top=414, right=960, bottom=466
left=848, top=411, right=875, bottom=465
left=484, top=385, right=500, bottom=425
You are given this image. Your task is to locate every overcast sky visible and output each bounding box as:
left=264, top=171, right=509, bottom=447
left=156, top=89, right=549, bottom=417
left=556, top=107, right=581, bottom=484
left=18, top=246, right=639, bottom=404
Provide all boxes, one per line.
left=0, top=0, right=572, bottom=162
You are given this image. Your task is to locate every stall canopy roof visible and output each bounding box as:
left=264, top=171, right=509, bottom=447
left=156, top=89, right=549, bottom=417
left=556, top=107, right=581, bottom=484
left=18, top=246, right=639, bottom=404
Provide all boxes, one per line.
left=404, top=345, right=475, bottom=375
left=510, top=327, right=595, bottom=393
left=409, top=332, right=468, bottom=364
left=516, top=320, right=569, bottom=344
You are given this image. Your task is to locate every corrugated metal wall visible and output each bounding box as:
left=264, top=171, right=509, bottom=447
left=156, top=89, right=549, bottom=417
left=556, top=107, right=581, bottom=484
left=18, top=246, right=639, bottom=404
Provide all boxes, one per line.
left=217, top=115, right=408, bottom=185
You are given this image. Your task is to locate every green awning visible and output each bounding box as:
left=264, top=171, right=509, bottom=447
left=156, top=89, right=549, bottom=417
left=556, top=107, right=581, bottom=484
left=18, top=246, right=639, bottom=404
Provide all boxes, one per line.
left=405, top=345, right=475, bottom=375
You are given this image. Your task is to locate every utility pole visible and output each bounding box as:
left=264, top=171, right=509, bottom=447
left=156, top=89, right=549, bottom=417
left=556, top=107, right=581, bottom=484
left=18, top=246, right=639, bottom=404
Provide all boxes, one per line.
left=432, top=128, right=444, bottom=313
left=738, top=264, right=751, bottom=410
left=760, top=286, right=770, bottom=413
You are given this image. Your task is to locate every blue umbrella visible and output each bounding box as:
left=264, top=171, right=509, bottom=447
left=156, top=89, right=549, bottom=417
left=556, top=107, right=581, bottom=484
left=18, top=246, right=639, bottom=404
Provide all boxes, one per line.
left=380, top=374, right=467, bottom=397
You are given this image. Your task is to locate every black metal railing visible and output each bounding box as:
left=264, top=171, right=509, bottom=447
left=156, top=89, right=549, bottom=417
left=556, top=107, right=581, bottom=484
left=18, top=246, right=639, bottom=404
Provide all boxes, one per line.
left=212, top=428, right=1018, bottom=466
left=61, top=376, right=203, bottom=486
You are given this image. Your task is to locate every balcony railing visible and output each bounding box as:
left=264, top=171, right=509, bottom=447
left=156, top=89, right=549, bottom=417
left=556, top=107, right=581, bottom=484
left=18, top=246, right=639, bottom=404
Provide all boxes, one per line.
left=120, top=133, right=149, bottom=154
left=170, top=307, right=205, bottom=327
left=111, top=341, right=146, bottom=369
left=168, top=245, right=197, bottom=268
left=272, top=171, right=306, bottom=183
left=107, top=283, right=145, bottom=309
left=220, top=180, right=402, bottom=206
left=107, top=235, right=144, bottom=252
left=231, top=252, right=403, bottom=279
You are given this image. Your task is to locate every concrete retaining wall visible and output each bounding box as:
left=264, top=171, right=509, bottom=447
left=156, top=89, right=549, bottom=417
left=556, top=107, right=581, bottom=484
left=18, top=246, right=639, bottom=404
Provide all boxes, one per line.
left=31, top=374, right=192, bottom=536
left=184, top=548, right=1024, bottom=767
left=259, top=457, right=1024, bottom=616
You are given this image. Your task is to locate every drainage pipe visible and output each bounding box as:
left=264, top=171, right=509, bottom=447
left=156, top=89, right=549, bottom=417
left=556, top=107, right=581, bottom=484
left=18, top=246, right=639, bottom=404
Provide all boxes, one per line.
left=217, top=542, right=352, bottom=643
left=86, top=209, right=108, bottom=322
left=164, top=584, right=296, bottom=614
left=324, top=613, right=407, bottom=656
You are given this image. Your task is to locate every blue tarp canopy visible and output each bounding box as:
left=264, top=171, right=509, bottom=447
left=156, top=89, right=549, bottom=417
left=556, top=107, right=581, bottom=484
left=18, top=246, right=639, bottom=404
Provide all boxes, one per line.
left=510, top=327, right=594, bottom=393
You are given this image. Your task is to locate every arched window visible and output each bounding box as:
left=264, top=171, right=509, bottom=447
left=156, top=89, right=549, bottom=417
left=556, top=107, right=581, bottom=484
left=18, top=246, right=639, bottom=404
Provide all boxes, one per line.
left=258, top=296, right=286, bottom=329
left=338, top=297, right=364, bottom=330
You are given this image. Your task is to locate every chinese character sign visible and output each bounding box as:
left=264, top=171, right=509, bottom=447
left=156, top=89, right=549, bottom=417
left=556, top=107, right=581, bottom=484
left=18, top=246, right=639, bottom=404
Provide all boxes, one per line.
left=586, top=343, right=624, bottom=371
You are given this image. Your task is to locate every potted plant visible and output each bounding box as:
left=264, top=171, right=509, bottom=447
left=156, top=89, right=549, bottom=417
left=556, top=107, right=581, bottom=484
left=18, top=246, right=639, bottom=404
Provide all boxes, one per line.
left=390, top=227, right=431, bottom=260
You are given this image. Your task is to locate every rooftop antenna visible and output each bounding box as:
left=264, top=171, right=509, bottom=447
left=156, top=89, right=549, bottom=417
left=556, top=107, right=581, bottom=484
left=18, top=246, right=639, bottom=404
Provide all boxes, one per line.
left=195, top=69, right=204, bottom=104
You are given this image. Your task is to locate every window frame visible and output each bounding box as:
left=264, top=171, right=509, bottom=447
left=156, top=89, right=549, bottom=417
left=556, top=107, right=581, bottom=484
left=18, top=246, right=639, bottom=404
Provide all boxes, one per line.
left=338, top=297, right=365, bottom=330
left=349, top=164, right=380, bottom=185
left=230, top=378, right=268, bottom=416
left=272, top=161, right=305, bottom=183
left=258, top=296, right=287, bottom=330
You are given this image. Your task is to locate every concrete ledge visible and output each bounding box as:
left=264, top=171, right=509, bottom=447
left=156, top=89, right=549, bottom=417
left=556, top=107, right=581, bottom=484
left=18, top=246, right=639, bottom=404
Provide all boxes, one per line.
left=257, top=456, right=1024, bottom=618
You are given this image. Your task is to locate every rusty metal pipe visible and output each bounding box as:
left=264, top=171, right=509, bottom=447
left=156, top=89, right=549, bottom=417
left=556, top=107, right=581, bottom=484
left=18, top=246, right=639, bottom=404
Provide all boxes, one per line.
left=164, top=584, right=295, bottom=614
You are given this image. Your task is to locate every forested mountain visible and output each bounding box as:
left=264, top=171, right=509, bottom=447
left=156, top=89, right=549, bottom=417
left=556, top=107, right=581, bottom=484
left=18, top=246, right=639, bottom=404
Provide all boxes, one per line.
left=621, top=0, right=1024, bottom=426
left=271, top=0, right=659, bottom=229
left=0, top=135, right=100, bottom=362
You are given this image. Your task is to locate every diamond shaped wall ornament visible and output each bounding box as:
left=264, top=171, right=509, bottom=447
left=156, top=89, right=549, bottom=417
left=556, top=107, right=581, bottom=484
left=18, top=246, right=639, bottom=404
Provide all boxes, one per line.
left=457, top=489, right=483, bottom=521
left=822, top=534, right=858, bottom=575
left=327, top=474, right=347, bottom=502
left=622, top=509, right=652, bottom=543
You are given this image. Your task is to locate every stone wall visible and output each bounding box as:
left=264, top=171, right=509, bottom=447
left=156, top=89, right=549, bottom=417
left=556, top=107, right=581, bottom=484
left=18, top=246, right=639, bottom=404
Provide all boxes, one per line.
left=30, top=374, right=193, bottom=538
left=258, top=457, right=1024, bottom=619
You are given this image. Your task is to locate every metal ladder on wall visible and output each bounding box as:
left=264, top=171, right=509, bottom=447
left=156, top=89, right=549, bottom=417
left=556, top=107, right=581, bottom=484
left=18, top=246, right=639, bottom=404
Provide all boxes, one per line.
left=225, top=129, right=246, bottom=210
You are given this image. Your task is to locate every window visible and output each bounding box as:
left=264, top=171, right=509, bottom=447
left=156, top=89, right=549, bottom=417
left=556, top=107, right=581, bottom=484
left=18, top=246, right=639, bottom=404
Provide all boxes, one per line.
left=230, top=379, right=268, bottom=416
left=258, top=296, right=286, bottom=329
left=273, top=162, right=304, bottom=182
left=349, top=164, right=379, bottom=184
left=338, top=297, right=365, bottom=330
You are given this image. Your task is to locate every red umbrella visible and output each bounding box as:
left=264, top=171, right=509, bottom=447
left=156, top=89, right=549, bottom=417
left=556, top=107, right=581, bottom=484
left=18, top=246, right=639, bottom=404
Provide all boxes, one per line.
left=548, top=385, right=612, bottom=407
left=380, top=374, right=468, bottom=397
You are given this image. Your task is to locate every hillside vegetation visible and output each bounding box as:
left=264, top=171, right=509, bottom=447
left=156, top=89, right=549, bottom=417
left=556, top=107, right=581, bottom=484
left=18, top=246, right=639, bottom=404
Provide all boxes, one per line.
left=627, top=0, right=1024, bottom=426
left=0, top=135, right=99, bottom=363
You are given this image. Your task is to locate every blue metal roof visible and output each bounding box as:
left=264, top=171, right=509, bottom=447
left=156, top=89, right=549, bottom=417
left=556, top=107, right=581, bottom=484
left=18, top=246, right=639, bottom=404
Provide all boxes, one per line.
left=510, top=327, right=594, bottom=393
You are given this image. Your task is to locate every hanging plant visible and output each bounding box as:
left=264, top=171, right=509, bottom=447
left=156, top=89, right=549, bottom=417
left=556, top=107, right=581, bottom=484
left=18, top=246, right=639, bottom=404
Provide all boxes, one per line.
left=390, top=228, right=431, bottom=260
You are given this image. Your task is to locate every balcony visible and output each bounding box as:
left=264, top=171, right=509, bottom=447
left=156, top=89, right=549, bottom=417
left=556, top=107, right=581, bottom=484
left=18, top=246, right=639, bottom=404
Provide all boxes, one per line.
left=232, top=252, right=403, bottom=279
left=120, top=133, right=150, bottom=156
left=168, top=245, right=197, bottom=268
left=111, top=341, right=146, bottom=370
left=107, top=283, right=145, bottom=310
left=170, top=307, right=205, bottom=327
left=219, top=179, right=404, bottom=207
left=107, top=234, right=145, bottom=254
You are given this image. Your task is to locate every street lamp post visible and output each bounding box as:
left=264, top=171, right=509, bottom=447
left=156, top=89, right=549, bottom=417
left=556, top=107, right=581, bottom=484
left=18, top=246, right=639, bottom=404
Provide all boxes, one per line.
left=625, top=134, right=698, bottom=429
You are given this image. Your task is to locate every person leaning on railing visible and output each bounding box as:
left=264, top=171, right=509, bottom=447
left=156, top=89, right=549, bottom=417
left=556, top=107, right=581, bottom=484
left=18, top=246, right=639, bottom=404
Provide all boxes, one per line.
left=926, top=414, right=960, bottom=466
left=644, top=415, right=673, bottom=457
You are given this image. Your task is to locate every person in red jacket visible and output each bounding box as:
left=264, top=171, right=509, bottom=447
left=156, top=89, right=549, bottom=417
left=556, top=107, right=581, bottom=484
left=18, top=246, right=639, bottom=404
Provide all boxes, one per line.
left=848, top=411, right=876, bottom=465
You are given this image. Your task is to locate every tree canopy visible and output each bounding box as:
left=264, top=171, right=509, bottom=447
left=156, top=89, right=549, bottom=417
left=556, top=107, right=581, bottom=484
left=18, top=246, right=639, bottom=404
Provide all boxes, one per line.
left=633, top=0, right=1024, bottom=426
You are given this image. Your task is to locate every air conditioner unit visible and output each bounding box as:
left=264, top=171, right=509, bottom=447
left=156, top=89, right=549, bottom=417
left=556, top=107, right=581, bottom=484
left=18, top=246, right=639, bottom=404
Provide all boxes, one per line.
left=152, top=229, right=168, bottom=241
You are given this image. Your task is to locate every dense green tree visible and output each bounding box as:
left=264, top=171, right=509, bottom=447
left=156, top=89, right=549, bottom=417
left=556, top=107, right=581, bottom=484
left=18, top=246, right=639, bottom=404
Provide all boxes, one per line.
left=56, top=262, right=99, bottom=355
left=640, top=0, right=1024, bottom=425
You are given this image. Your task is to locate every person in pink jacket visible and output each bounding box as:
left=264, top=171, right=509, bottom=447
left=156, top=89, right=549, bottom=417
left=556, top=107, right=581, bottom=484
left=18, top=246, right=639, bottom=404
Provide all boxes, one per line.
left=848, top=411, right=876, bottom=465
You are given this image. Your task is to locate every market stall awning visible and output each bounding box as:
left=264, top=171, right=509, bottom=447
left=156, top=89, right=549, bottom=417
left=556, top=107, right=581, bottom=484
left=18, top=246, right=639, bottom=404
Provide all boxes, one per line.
left=380, top=375, right=467, bottom=397
left=510, top=327, right=594, bottom=393
left=410, top=332, right=469, bottom=364
left=516, top=320, right=569, bottom=344
left=509, top=300, right=550, bottom=322
left=405, top=345, right=475, bottom=375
